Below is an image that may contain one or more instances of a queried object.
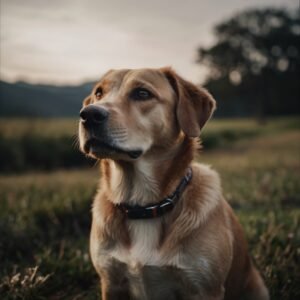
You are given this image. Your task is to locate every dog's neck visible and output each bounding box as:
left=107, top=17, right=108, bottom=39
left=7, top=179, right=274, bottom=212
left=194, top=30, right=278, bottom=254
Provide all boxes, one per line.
left=101, top=135, right=197, bottom=206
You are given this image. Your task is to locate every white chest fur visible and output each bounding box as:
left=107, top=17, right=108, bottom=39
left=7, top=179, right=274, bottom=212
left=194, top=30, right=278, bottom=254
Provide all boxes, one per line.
left=108, top=218, right=212, bottom=279
left=110, top=219, right=166, bottom=267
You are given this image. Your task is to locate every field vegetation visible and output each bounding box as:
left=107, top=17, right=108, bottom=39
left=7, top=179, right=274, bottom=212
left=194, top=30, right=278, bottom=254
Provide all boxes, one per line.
left=0, top=117, right=299, bottom=299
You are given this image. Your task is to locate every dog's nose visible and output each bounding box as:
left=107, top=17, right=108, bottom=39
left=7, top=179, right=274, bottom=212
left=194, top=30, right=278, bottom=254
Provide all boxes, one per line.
left=80, top=105, right=109, bottom=124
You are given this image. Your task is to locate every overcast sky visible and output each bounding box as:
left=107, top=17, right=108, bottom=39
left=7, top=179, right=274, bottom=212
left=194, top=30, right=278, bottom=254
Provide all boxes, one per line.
left=0, top=0, right=298, bottom=85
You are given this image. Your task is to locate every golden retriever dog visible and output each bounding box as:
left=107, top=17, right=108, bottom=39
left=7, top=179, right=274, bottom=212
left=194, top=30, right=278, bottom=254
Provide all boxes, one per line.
left=78, top=67, right=269, bottom=300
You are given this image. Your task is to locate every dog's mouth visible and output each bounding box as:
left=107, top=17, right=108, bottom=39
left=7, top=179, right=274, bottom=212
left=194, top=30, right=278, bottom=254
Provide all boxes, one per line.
left=84, top=138, right=143, bottom=159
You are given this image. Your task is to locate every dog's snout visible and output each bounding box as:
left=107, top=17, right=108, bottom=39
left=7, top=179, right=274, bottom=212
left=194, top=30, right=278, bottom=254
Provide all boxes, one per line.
left=80, top=105, right=109, bottom=125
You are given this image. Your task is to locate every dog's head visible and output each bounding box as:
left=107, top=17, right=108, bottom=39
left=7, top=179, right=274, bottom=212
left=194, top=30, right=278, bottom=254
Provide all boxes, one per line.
left=78, top=68, right=216, bottom=161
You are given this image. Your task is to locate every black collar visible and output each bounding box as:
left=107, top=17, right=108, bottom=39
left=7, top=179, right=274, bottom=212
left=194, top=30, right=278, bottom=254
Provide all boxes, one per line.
left=116, top=167, right=193, bottom=220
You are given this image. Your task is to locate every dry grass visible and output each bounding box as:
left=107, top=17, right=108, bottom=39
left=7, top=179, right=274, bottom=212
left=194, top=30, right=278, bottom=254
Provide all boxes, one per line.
left=0, top=118, right=78, bottom=138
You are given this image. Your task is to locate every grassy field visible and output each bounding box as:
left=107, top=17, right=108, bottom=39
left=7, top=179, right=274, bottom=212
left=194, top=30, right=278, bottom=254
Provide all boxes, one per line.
left=1, top=117, right=299, bottom=173
left=0, top=118, right=299, bottom=299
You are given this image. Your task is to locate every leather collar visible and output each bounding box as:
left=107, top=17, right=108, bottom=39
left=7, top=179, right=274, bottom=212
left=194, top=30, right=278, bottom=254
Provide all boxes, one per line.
left=116, top=167, right=193, bottom=220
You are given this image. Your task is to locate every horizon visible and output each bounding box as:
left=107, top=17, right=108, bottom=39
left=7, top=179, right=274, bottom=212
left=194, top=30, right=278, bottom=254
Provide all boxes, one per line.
left=0, top=76, right=96, bottom=87
left=0, top=0, right=298, bottom=86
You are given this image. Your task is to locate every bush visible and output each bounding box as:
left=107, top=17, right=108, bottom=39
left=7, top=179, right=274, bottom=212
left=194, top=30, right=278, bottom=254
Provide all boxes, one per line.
left=0, top=134, right=93, bottom=173
left=201, top=128, right=259, bottom=150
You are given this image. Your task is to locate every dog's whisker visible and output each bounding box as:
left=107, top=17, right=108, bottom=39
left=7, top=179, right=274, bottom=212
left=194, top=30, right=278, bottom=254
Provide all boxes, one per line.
left=92, top=159, right=100, bottom=168
left=71, top=134, right=80, bottom=149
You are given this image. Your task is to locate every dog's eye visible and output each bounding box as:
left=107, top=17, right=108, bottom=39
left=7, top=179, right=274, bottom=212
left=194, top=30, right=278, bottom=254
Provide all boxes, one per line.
left=130, top=88, right=154, bottom=101
left=95, top=87, right=103, bottom=100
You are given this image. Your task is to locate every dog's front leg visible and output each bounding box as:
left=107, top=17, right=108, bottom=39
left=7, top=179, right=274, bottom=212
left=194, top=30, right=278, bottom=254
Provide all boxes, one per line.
left=92, top=254, right=131, bottom=300
left=100, top=271, right=130, bottom=300
left=197, top=285, right=225, bottom=300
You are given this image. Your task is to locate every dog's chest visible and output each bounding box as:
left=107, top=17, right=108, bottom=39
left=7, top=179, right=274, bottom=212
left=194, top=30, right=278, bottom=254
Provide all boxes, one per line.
left=109, top=225, right=204, bottom=300
left=96, top=219, right=214, bottom=299
left=111, top=220, right=165, bottom=266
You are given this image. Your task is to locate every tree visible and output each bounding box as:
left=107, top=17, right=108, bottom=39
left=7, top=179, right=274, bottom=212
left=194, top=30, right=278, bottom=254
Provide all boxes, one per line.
left=197, top=8, right=300, bottom=119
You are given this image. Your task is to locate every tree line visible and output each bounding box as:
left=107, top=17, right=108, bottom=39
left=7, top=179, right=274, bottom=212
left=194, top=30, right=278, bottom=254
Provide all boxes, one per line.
left=197, top=8, right=300, bottom=119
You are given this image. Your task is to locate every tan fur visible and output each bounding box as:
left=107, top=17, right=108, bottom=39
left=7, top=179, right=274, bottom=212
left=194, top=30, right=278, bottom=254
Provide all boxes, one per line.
left=79, top=67, right=269, bottom=300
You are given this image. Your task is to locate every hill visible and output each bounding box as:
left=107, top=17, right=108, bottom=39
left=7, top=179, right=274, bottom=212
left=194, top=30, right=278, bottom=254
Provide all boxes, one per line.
left=0, top=81, right=95, bottom=117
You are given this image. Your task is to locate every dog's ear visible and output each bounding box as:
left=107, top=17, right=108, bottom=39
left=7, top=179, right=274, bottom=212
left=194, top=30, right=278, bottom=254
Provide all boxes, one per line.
left=162, top=68, right=216, bottom=137
left=83, top=96, right=92, bottom=107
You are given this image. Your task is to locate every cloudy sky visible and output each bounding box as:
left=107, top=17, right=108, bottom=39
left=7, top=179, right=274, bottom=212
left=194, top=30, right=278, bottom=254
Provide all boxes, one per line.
left=0, top=0, right=297, bottom=85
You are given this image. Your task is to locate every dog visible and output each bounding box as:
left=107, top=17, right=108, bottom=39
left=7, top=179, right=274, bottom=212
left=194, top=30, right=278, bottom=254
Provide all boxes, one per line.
left=79, top=67, right=269, bottom=300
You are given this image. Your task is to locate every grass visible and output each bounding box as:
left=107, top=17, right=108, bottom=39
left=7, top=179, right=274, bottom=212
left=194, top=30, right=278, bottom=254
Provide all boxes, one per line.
left=0, top=170, right=99, bottom=299
left=1, top=116, right=299, bottom=138
left=1, top=117, right=299, bottom=173
left=0, top=118, right=78, bottom=138
left=0, top=118, right=299, bottom=299
left=200, top=129, right=300, bottom=299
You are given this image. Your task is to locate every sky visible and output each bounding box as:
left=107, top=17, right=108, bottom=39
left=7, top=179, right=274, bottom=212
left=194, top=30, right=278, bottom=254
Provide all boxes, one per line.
left=0, top=0, right=298, bottom=85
